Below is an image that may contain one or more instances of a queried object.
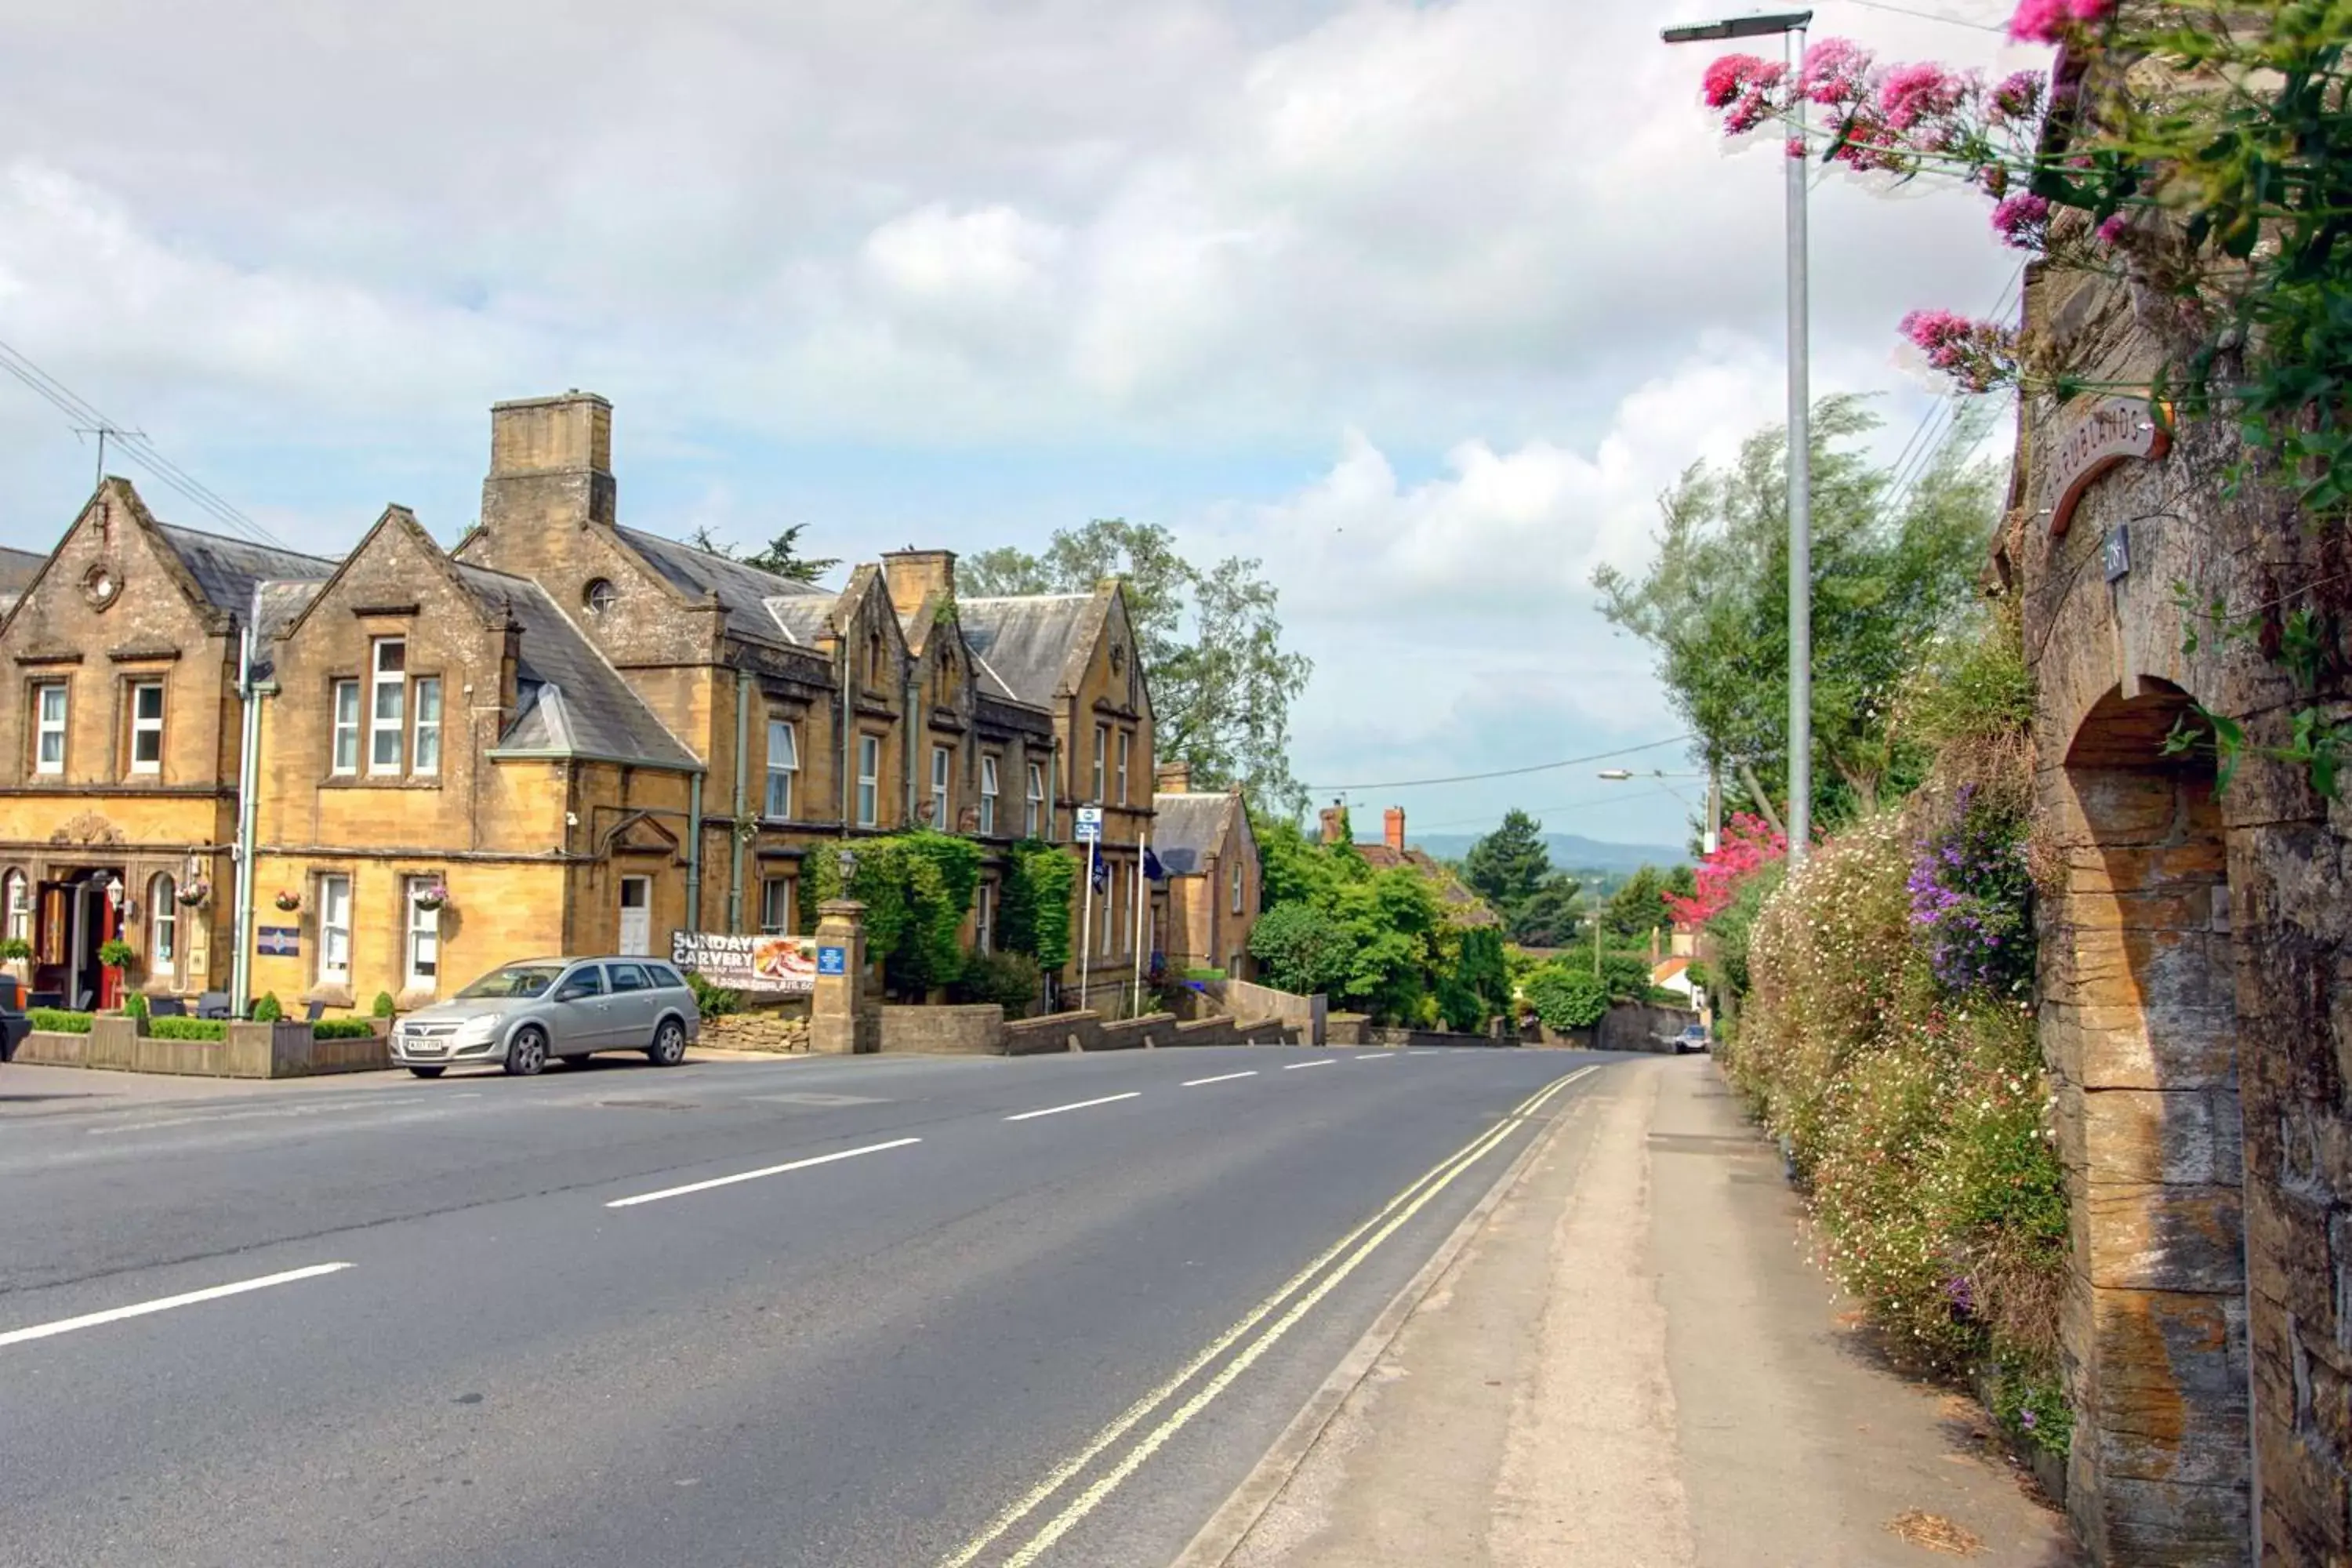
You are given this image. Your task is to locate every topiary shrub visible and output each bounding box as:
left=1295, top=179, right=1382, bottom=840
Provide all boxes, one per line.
left=125, top=991, right=151, bottom=1021
left=371, top=991, right=397, bottom=1018
left=251, top=993, right=284, bottom=1022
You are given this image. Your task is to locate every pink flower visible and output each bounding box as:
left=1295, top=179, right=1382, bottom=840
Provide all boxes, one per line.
left=1990, top=193, right=2050, bottom=249
left=1989, top=70, right=2045, bottom=122
left=1900, top=308, right=2019, bottom=394
left=1703, top=53, right=1777, bottom=107
left=2096, top=212, right=2129, bottom=245
left=1786, top=135, right=1808, bottom=160
left=1800, top=38, right=1874, bottom=108
left=1878, top=62, right=1962, bottom=132
left=2009, top=0, right=2115, bottom=45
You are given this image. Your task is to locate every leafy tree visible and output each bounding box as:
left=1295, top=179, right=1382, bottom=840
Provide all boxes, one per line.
left=963, top=518, right=1312, bottom=820
left=1592, top=394, right=1998, bottom=832
left=1436, top=924, right=1511, bottom=1032
left=688, top=523, right=841, bottom=584
left=1248, top=903, right=1356, bottom=996
left=1606, top=866, right=1671, bottom=942
left=1464, top=810, right=1551, bottom=921
left=1512, top=874, right=1584, bottom=947
left=996, top=840, right=1078, bottom=973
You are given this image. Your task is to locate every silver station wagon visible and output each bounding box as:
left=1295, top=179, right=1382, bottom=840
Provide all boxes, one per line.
left=391, top=956, right=700, bottom=1079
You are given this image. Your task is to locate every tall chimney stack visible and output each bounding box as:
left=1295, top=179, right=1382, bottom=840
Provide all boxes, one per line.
left=1156, top=762, right=1192, bottom=793
left=1319, top=800, right=1346, bottom=846
left=478, top=391, right=616, bottom=539
left=1384, top=806, right=1406, bottom=853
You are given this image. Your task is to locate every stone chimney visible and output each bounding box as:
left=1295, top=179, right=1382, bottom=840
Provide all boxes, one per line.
left=1318, top=800, right=1346, bottom=846
left=1156, top=762, right=1192, bottom=793
left=1384, top=806, right=1406, bottom=853
left=882, top=549, right=957, bottom=620
left=478, top=390, right=616, bottom=539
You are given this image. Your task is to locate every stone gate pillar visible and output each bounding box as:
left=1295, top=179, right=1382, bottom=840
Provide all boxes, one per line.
left=809, top=899, right=877, bottom=1055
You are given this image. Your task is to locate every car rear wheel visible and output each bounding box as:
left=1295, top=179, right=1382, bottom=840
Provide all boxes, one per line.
left=408, top=1065, right=445, bottom=1079
left=503, top=1027, right=549, bottom=1077
left=647, top=1018, right=687, bottom=1067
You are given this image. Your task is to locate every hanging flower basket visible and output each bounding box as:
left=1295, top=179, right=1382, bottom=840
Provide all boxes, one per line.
left=178, top=879, right=211, bottom=908
left=274, top=890, right=301, bottom=913
left=412, top=880, right=451, bottom=913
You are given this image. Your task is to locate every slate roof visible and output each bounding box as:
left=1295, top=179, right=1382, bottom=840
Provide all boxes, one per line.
left=957, top=594, right=1093, bottom=707
left=0, top=545, right=45, bottom=593
left=1151, top=792, right=1239, bottom=877
left=1357, top=844, right=1502, bottom=927
left=155, top=524, right=335, bottom=618
left=453, top=563, right=700, bottom=771
left=615, top=526, right=826, bottom=645
left=764, top=595, right=838, bottom=647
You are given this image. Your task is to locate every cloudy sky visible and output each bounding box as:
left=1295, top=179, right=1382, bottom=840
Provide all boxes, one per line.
left=0, top=0, right=2042, bottom=850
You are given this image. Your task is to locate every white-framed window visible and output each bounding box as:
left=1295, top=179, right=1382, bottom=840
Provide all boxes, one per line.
left=765, top=720, right=798, bottom=821
left=976, top=880, right=995, bottom=953
left=1100, top=862, right=1117, bottom=956
left=318, top=874, right=352, bottom=982
left=331, top=680, right=361, bottom=775
left=404, top=876, right=440, bottom=990
left=1232, top=857, right=1246, bottom=915
left=369, top=639, right=406, bottom=775
left=760, top=877, right=795, bottom=935
left=129, top=680, right=165, bottom=775
left=1091, top=724, right=1108, bottom=803
left=857, top=734, right=880, bottom=827
left=3, top=870, right=27, bottom=944
left=1025, top=761, right=1046, bottom=838
left=412, top=677, right=442, bottom=776
left=931, top=745, right=952, bottom=828
left=1116, top=729, right=1131, bottom=805
left=978, top=755, right=1000, bottom=837
left=148, top=874, right=176, bottom=981
left=34, top=682, right=67, bottom=775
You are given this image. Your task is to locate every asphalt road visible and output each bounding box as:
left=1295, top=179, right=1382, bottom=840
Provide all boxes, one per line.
left=0, top=1043, right=1602, bottom=1567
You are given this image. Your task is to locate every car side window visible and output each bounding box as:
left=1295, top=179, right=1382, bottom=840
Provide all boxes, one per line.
left=555, top=967, right=605, bottom=1002
left=609, top=963, right=649, bottom=993
left=648, top=964, right=686, bottom=989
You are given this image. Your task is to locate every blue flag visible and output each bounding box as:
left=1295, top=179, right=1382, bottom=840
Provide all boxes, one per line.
left=1091, top=848, right=1109, bottom=895
left=1142, top=847, right=1166, bottom=882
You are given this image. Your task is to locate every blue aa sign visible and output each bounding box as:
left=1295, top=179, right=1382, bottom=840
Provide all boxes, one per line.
left=1074, top=805, right=1104, bottom=844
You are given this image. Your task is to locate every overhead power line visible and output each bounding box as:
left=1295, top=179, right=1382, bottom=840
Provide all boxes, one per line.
left=1304, top=735, right=1693, bottom=794
left=0, top=336, right=289, bottom=550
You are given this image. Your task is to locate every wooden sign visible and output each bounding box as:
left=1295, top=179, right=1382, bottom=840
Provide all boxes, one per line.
left=2041, top=396, right=2170, bottom=537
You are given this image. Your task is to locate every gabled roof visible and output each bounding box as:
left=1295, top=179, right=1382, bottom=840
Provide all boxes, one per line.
left=1357, top=843, right=1502, bottom=927
left=0, top=545, right=45, bottom=594
left=462, top=564, right=700, bottom=772
left=1152, top=791, right=1241, bottom=877
left=958, top=593, right=1094, bottom=707
left=154, top=524, right=336, bottom=617
left=615, top=526, right=826, bottom=646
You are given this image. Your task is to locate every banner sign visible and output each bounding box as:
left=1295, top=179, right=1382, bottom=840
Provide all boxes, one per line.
left=671, top=931, right=817, bottom=994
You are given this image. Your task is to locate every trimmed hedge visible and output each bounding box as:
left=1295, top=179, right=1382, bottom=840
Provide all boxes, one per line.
left=150, top=1016, right=229, bottom=1041
left=312, top=1019, right=378, bottom=1040
left=28, top=1008, right=93, bottom=1033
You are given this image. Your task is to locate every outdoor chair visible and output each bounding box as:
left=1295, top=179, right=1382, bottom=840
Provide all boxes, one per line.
left=72, top=989, right=93, bottom=1012
left=148, top=996, right=187, bottom=1018
left=27, top=990, right=60, bottom=1011
left=194, top=991, right=231, bottom=1020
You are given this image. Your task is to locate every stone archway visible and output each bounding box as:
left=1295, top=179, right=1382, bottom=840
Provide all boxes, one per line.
left=2044, top=678, right=2249, bottom=1564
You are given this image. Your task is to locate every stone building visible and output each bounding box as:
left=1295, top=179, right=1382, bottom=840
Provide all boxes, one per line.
left=1151, top=763, right=1259, bottom=978
left=1319, top=803, right=1501, bottom=927
left=0, top=391, right=1162, bottom=1018
left=2002, top=178, right=2352, bottom=1566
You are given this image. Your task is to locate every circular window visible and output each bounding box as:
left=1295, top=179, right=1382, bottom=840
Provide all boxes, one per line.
left=82, top=562, right=122, bottom=611
left=583, top=578, right=618, bottom=615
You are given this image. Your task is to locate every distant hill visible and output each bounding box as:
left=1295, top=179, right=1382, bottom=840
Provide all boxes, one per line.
left=1402, top=832, right=1690, bottom=875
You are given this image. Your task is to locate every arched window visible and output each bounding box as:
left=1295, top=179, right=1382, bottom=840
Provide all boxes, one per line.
left=148, top=874, right=177, bottom=983
left=2, top=870, right=27, bottom=945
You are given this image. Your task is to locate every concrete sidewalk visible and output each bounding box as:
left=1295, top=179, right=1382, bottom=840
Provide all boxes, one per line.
left=1200, top=1055, right=2082, bottom=1567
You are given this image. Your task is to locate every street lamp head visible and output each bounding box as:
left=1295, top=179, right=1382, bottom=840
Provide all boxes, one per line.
left=1597, top=769, right=1635, bottom=781
left=1660, top=9, right=1812, bottom=43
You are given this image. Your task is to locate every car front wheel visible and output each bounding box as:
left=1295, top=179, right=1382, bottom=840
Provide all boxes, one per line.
left=503, top=1027, right=549, bottom=1077
left=647, top=1018, right=688, bottom=1067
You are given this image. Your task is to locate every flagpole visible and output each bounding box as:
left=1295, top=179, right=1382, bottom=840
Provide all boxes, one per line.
left=1131, top=832, right=1149, bottom=1018
left=1078, top=838, right=1095, bottom=1012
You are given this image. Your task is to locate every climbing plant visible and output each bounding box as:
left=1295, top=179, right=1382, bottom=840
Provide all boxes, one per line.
left=995, top=839, right=1077, bottom=975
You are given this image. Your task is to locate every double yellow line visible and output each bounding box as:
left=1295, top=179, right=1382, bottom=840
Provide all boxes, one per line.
left=938, top=1063, right=1598, bottom=1568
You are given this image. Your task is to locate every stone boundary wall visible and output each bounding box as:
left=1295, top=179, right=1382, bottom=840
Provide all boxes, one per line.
left=877, top=1004, right=1007, bottom=1055
left=1596, top=1003, right=1697, bottom=1054
left=20, top=1017, right=390, bottom=1078
left=1362, top=1025, right=1514, bottom=1050
left=987, top=1007, right=1290, bottom=1054
left=1192, top=979, right=1326, bottom=1044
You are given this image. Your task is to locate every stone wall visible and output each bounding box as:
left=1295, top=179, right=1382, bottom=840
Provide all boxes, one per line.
left=879, top=1004, right=1021, bottom=1054
left=700, top=1007, right=811, bottom=1054
left=1597, top=1003, right=1698, bottom=1054
left=1193, top=978, right=1324, bottom=1043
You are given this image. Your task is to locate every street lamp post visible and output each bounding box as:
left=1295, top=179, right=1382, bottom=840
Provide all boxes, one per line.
left=1662, top=9, right=1813, bottom=867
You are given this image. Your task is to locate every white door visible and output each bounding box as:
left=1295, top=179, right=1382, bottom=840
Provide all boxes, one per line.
left=618, top=877, right=652, bottom=956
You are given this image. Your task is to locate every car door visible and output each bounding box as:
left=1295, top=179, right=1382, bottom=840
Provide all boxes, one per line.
left=546, top=964, right=611, bottom=1054
left=603, top=960, right=659, bottom=1048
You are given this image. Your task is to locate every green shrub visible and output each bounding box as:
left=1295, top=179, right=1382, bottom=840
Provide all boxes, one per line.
left=1523, top=964, right=1608, bottom=1030
left=97, top=938, right=136, bottom=970
left=372, top=991, right=397, bottom=1018
left=0, top=937, right=32, bottom=962
left=312, top=1019, right=378, bottom=1040
left=151, top=1016, right=228, bottom=1040
left=996, top=840, right=1077, bottom=972
left=1247, top=902, right=1353, bottom=996
left=125, top=991, right=151, bottom=1021
left=803, top=829, right=983, bottom=997
left=251, top=993, right=284, bottom=1022
left=953, top=949, right=1043, bottom=1012
left=1182, top=967, right=1227, bottom=982
left=687, top=971, right=739, bottom=1020
left=28, top=1007, right=93, bottom=1033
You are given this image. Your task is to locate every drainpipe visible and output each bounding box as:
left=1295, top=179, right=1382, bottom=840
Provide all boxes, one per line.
left=904, top=677, right=920, bottom=827
left=229, top=601, right=270, bottom=1020
left=685, top=772, right=704, bottom=936
left=728, top=670, right=750, bottom=934
left=838, top=644, right=853, bottom=833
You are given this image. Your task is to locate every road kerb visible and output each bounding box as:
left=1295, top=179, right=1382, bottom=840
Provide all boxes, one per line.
left=1166, top=1064, right=1604, bottom=1568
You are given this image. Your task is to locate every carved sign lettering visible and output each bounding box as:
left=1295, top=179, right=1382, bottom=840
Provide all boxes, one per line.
left=2040, top=396, right=2171, bottom=537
